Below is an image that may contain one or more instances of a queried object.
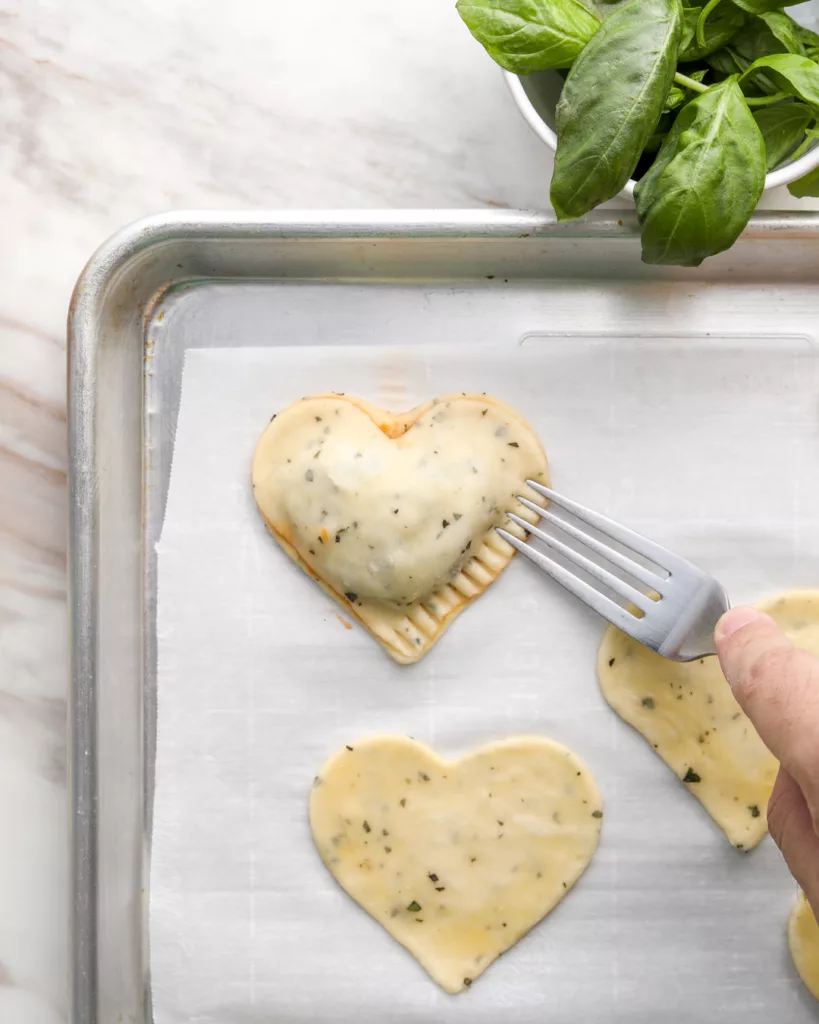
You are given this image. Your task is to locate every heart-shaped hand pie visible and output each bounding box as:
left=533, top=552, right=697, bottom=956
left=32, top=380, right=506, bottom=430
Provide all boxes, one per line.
left=310, top=736, right=602, bottom=993
left=790, top=893, right=819, bottom=1002
left=252, top=393, right=549, bottom=663
left=598, top=591, right=819, bottom=850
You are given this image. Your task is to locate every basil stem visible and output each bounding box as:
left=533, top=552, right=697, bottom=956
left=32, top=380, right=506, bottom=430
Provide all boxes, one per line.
left=743, top=90, right=790, bottom=106
left=665, top=71, right=708, bottom=114
left=697, top=0, right=724, bottom=47
left=635, top=76, right=765, bottom=266
left=551, top=0, right=682, bottom=220
left=789, top=128, right=818, bottom=163
left=680, top=2, right=744, bottom=62
left=674, top=71, right=709, bottom=93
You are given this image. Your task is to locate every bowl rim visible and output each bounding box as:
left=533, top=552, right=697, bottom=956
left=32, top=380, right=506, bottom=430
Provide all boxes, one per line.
left=504, top=70, right=819, bottom=195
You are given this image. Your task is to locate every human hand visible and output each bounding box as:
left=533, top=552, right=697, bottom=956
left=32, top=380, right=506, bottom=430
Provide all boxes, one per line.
left=715, top=607, right=819, bottom=916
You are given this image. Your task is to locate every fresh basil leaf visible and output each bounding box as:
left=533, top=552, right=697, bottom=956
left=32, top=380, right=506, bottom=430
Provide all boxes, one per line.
left=795, top=23, right=819, bottom=62
left=728, top=20, right=805, bottom=92
left=707, top=45, right=746, bottom=75
left=635, top=77, right=765, bottom=265
left=729, top=0, right=809, bottom=13
left=644, top=131, right=670, bottom=153
left=732, top=13, right=806, bottom=66
left=680, top=3, right=744, bottom=60
left=551, top=0, right=683, bottom=220
left=753, top=101, right=813, bottom=168
left=664, top=86, right=688, bottom=112
left=788, top=164, right=819, bottom=196
left=756, top=13, right=807, bottom=55
left=708, top=43, right=775, bottom=94
left=741, top=53, right=819, bottom=106
left=456, top=0, right=600, bottom=73
left=641, top=112, right=676, bottom=158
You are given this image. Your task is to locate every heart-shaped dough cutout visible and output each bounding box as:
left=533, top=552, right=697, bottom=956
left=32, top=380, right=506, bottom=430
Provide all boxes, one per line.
left=310, top=736, right=602, bottom=993
left=252, top=393, right=548, bottom=663
left=789, top=893, right=819, bottom=1001
left=598, top=591, right=819, bottom=849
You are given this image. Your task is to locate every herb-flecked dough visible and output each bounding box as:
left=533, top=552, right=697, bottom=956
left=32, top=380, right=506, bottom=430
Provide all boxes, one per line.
left=597, top=590, right=819, bottom=849
left=251, top=393, right=549, bottom=664
left=310, top=735, right=603, bottom=993
left=789, top=892, right=819, bottom=1002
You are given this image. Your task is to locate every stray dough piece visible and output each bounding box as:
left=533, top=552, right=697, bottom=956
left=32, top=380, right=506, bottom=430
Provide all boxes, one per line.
left=310, top=736, right=602, bottom=993
left=252, top=393, right=548, bottom=664
left=597, top=591, right=819, bottom=849
left=789, top=892, right=819, bottom=1001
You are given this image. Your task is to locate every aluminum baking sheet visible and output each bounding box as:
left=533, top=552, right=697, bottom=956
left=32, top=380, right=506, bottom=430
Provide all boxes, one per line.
left=153, top=340, right=819, bottom=1024
left=68, top=210, right=819, bottom=1024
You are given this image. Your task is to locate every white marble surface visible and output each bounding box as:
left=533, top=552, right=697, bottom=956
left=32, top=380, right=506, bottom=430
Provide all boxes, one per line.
left=2, top=1, right=819, bottom=1021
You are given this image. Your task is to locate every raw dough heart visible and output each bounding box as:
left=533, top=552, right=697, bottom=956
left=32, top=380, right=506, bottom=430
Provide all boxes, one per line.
left=789, top=892, right=819, bottom=1001
left=309, top=735, right=602, bottom=993
left=252, top=393, right=549, bottom=663
left=597, top=591, right=819, bottom=849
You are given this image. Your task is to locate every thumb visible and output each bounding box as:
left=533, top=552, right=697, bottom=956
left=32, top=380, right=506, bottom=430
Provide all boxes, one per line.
left=767, top=768, right=819, bottom=911
left=715, top=606, right=819, bottom=833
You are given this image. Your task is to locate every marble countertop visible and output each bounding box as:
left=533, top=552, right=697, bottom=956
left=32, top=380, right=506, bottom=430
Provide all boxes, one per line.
left=2, top=1, right=819, bottom=1021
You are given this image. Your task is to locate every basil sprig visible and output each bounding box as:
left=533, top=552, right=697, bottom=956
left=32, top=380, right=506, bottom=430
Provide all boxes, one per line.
left=457, top=0, right=819, bottom=264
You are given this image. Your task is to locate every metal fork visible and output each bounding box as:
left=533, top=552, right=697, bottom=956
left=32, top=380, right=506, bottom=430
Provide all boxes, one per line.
left=497, top=481, right=729, bottom=662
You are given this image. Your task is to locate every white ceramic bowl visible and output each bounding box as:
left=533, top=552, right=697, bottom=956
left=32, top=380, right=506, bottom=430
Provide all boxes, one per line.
left=504, top=69, right=819, bottom=196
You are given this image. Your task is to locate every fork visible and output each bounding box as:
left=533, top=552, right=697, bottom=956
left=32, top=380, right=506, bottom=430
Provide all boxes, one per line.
left=497, top=481, right=730, bottom=662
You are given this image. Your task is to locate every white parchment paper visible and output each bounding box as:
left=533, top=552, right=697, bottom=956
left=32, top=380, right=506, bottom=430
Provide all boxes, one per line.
left=152, top=341, right=819, bottom=1023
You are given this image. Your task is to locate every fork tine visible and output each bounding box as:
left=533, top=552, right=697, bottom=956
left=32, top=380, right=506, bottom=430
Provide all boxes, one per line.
left=506, top=513, right=655, bottom=613
left=516, top=496, right=663, bottom=591
left=525, top=481, right=684, bottom=573
left=496, top=528, right=644, bottom=634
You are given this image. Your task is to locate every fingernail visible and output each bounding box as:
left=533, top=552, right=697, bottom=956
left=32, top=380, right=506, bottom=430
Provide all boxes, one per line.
left=715, top=606, right=766, bottom=642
